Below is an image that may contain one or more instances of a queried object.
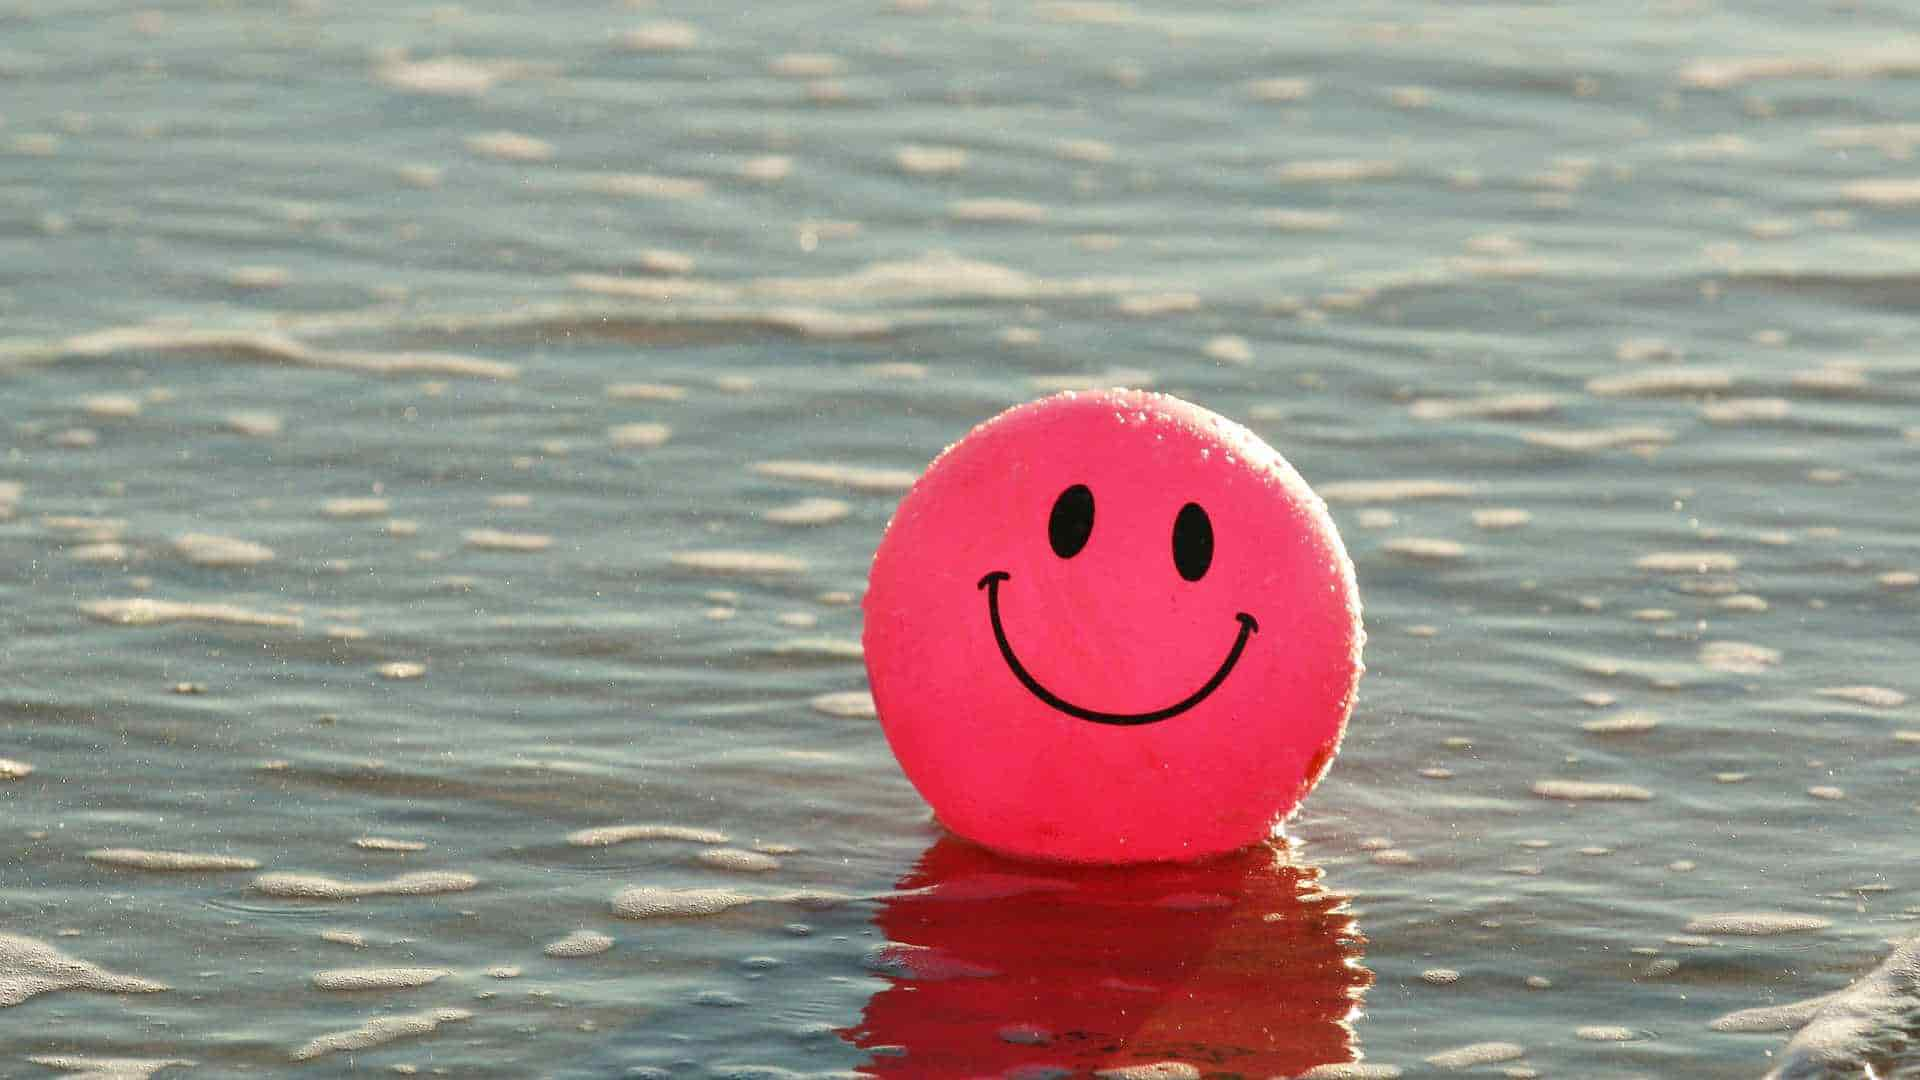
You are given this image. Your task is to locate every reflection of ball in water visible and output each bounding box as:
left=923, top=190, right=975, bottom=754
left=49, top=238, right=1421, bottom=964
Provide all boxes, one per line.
left=841, top=837, right=1372, bottom=1076
left=863, top=389, right=1364, bottom=863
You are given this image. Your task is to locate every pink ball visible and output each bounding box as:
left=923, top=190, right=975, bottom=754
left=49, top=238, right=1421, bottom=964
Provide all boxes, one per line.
left=863, top=389, right=1364, bottom=864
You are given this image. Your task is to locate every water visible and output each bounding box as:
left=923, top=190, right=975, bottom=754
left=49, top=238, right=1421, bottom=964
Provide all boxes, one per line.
left=2, top=1, right=1918, bottom=1076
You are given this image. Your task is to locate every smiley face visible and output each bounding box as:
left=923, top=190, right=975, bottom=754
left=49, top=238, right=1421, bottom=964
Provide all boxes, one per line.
left=975, top=482, right=1260, bottom=725
left=863, top=389, right=1363, bottom=864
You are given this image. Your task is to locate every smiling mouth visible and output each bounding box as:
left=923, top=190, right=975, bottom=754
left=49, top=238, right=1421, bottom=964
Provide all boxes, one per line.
left=976, top=570, right=1258, bottom=727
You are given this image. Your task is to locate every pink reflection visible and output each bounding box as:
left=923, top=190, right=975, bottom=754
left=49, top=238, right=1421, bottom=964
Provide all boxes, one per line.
left=842, top=837, right=1371, bottom=1078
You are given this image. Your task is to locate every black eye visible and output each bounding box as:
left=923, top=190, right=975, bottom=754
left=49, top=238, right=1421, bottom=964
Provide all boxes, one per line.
left=1048, top=484, right=1094, bottom=559
left=1172, top=502, right=1212, bottom=581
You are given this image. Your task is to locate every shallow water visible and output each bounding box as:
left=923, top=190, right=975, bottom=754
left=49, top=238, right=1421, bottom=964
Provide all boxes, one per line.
left=3, top=1, right=1919, bottom=1076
